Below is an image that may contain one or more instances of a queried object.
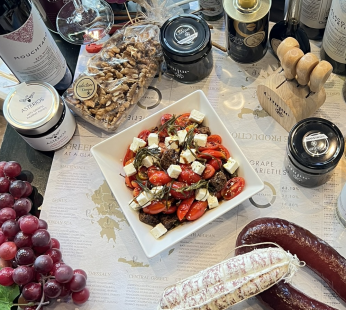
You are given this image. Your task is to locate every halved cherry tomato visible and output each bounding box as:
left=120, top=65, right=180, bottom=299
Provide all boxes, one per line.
left=143, top=201, right=166, bottom=214
left=125, top=157, right=135, bottom=166
left=201, top=164, right=215, bottom=179
left=125, top=175, right=136, bottom=188
left=137, top=166, right=148, bottom=180
left=185, top=201, right=208, bottom=221
left=161, top=114, right=172, bottom=125
left=162, top=205, right=177, bottom=214
left=207, top=158, right=223, bottom=171
left=198, top=150, right=227, bottom=160
left=133, top=188, right=141, bottom=197
left=218, top=145, right=230, bottom=159
left=147, top=166, right=160, bottom=178
left=221, top=177, right=245, bottom=200
left=207, top=135, right=222, bottom=144
left=123, top=146, right=135, bottom=166
left=175, top=113, right=192, bottom=128
left=178, top=170, right=201, bottom=185
left=180, top=164, right=192, bottom=171
left=170, top=182, right=194, bottom=199
left=177, top=197, right=194, bottom=221
left=149, top=171, right=172, bottom=186
left=138, top=130, right=151, bottom=143
left=198, top=141, right=219, bottom=151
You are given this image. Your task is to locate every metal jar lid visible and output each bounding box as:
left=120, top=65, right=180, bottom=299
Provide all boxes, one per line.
left=224, top=0, right=271, bottom=23
left=287, top=117, right=344, bottom=174
left=160, top=14, right=211, bottom=63
left=3, top=81, right=64, bottom=136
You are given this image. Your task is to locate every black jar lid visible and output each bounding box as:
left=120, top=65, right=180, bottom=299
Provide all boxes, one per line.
left=160, top=14, right=211, bottom=63
left=287, top=117, right=344, bottom=174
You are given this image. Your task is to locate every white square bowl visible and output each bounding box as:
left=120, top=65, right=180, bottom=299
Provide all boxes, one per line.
left=91, top=90, right=264, bottom=258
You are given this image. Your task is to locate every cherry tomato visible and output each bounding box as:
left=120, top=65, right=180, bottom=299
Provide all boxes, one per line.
left=218, top=145, right=230, bottom=159
left=143, top=201, right=166, bottom=214
left=175, top=113, right=192, bottom=128
left=125, top=157, right=135, bottom=166
left=147, top=166, right=160, bottom=178
left=207, top=135, right=222, bottom=144
left=149, top=171, right=172, bottom=186
left=137, top=130, right=151, bottom=143
left=170, top=182, right=194, bottom=199
left=162, top=205, right=177, bottom=214
left=198, top=141, right=219, bottom=151
left=198, top=150, right=227, bottom=160
left=180, top=164, right=192, bottom=171
left=185, top=201, right=208, bottom=221
left=161, top=114, right=172, bottom=125
left=133, top=188, right=141, bottom=197
left=137, top=167, right=148, bottom=180
left=123, top=146, right=135, bottom=166
left=221, top=177, right=245, bottom=200
left=207, top=158, right=223, bottom=171
left=201, top=164, right=215, bottom=179
left=177, top=197, right=194, bottom=221
left=125, top=175, right=135, bottom=188
left=178, top=170, right=201, bottom=185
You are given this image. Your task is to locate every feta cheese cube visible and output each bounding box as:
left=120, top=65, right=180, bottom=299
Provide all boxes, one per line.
left=136, top=191, right=151, bottom=206
left=142, top=156, right=154, bottom=168
left=177, top=129, right=187, bottom=144
left=165, top=136, right=179, bottom=149
left=148, top=133, right=159, bottom=146
left=150, top=223, right=167, bottom=239
left=191, top=161, right=206, bottom=175
left=194, top=134, right=208, bottom=147
left=223, top=157, right=239, bottom=174
left=167, top=164, right=182, bottom=179
left=180, top=149, right=196, bottom=164
left=195, top=188, right=209, bottom=201
left=151, top=186, right=163, bottom=195
left=148, top=143, right=161, bottom=152
left=189, top=109, right=205, bottom=124
left=129, top=137, right=146, bottom=152
left=129, top=200, right=141, bottom=211
left=207, top=195, right=219, bottom=209
left=123, top=162, right=137, bottom=177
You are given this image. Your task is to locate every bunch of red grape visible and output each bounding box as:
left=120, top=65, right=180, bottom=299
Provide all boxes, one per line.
left=0, top=161, right=89, bottom=309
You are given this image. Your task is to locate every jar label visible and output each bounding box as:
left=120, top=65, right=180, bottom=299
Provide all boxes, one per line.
left=303, top=133, right=329, bottom=156
left=73, top=76, right=98, bottom=101
left=8, top=83, right=54, bottom=124
left=174, top=25, right=198, bottom=45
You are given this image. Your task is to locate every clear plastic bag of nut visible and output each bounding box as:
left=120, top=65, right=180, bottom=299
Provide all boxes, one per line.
left=63, top=24, right=162, bottom=132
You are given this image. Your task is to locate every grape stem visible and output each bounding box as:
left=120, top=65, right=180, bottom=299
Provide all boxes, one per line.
left=36, top=278, right=47, bottom=310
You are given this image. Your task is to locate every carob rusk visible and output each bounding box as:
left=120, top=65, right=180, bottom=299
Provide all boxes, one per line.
left=235, top=217, right=346, bottom=310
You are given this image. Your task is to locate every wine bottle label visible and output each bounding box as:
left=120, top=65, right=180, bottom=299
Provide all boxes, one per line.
left=301, top=0, right=332, bottom=29
left=199, top=0, right=224, bottom=16
left=0, top=5, right=67, bottom=86
left=271, top=38, right=282, bottom=55
left=322, top=0, right=346, bottom=64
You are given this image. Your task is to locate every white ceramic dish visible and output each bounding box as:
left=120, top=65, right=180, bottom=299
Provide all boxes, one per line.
left=91, top=90, right=264, bottom=258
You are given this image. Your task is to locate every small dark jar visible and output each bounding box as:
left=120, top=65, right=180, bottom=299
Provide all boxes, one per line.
left=284, top=118, right=344, bottom=188
left=160, top=14, right=213, bottom=84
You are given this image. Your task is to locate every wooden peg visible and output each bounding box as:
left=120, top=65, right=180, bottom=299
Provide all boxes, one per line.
left=277, top=37, right=300, bottom=63
left=309, top=60, right=333, bottom=93
left=296, top=53, right=319, bottom=86
left=281, top=48, right=304, bottom=80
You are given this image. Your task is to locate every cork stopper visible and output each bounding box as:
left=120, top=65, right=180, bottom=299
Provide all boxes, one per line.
left=309, top=60, right=333, bottom=93
left=277, top=37, right=300, bottom=62
left=282, top=47, right=304, bottom=80
left=296, top=53, right=319, bottom=86
left=237, top=0, right=259, bottom=9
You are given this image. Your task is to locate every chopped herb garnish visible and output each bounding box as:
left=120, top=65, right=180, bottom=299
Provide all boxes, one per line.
left=134, top=147, right=161, bottom=170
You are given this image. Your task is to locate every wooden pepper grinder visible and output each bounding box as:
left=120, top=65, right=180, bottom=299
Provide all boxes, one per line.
left=257, top=37, right=333, bottom=132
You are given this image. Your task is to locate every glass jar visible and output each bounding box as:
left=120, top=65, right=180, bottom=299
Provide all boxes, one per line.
left=159, top=14, right=213, bottom=84
left=284, top=117, right=344, bottom=188
left=3, top=82, right=76, bottom=152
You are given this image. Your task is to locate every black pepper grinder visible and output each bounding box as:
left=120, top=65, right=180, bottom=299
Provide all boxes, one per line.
left=198, top=0, right=224, bottom=21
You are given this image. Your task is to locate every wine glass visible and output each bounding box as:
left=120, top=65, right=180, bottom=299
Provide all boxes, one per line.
left=56, top=0, right=114, bottom=45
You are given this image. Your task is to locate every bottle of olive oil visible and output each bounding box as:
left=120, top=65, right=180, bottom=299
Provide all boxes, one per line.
left=224, top=0, right=271, bottom=63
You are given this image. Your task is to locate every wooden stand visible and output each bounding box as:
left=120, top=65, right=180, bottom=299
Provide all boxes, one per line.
left=257, top=68, right=326, bottom=132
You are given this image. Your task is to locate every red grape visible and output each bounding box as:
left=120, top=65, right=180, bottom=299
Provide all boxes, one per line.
left=72, top=287, right=90, bottom=304
left=0, top=207, right=16, bottom=225
left=38, top=219, right=48, bottom=230
left=34, top=255, right=53, bottom=274
left=45, top=248, right=62, bottom=263
left=44, top=279, right=62, bottom=298
left=0, top=193, right=15, bottom=209
left=74, top=268, right=87, bottom=280
left=20, top=215, right=39, bottom=234
left=9, top=180, right=26, bottom=199
left=0, top=267, right=14, bottom=286
left=0, top=177, right=10, bottom=193
left=0, top=161, right=6, bottom=175
left=0, top=230, right=6, bottom=245
left=55, top=265, right=74, bottom=283
left=0, top=241, right=17, bottom=260
left=15, top=247, right=35, bottom=265
left=31, top=229, right=50, bottom=247
left=14, top=231, right=33, bottom=248
left=51, top=261, right=65, bottom=275
left=68, top=273, right=86, bottom=292
left=1, top=219, right=20, bottom=240
left=59, top=284, right=71, bottom=298
left=22, top=181, right=33, bottom=197
left=4, top=161, right=22, bottom=178
left=51, top=238, right=60, bottom=249
left=22, top=282, right=42, bottom=301
left=12, top=265, right=34, bottom=286
left=16, top=170, right=34, bottom=183
left=13, top=198, right=32, bottom=218
left=33, top=240, right=52, bottom=255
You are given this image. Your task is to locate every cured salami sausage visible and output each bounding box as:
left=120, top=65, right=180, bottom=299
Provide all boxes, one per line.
left=235, top=217, right=346, bottom=310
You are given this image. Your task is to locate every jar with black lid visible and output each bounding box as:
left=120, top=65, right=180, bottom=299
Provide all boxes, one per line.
left=284, top=117, right=344, bottom=188
left=160, top=14, right=213, bottom=84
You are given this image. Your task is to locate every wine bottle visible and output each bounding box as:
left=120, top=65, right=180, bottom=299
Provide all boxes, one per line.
left=269, top=0, right=310, bottom=56
left=320, top=0, right=346, bottom=75
left=300, top=0, right=332, bottom=41
left=0, top=0, right=72, bottom=91
left=198, top=0, right=224, bottom=21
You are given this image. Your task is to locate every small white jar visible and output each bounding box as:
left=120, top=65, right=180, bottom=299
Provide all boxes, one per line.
left=3, top=81, right=76, bottom=151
